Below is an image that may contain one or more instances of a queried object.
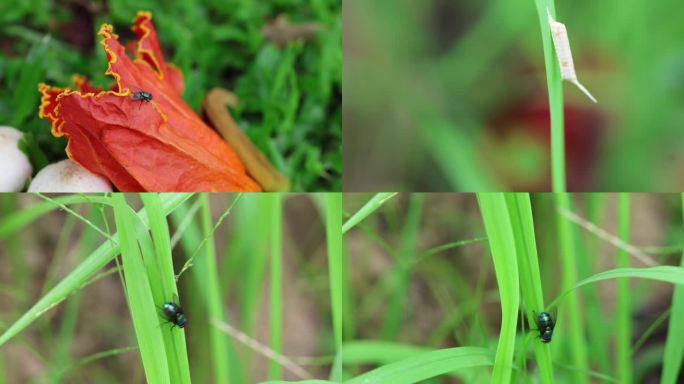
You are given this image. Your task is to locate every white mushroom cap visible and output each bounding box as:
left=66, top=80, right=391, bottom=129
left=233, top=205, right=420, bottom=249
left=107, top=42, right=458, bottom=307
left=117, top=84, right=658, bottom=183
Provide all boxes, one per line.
left=0, top=126, right=32, bottom=192
left=28, top=159, right=112, bottom=192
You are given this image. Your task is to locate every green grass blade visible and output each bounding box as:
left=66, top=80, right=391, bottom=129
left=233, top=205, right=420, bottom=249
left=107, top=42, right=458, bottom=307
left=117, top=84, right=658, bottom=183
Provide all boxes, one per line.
left=0, top=196, right=28, bottom=309
left=198, top=194, right=232, bottom=384
left=555, top=194, right=588, bottom=382
left=504, top=193, right=553, bottom=383
left=0, top=193, right=192, bottom=347
left=421, top=117, right=499, bottom=191
left=141, top=194, right=178, bottom=300
left=634, top=308, right=670, bottom=354
left=342, top=341, right=430, bottom=366
left=342, top=193, right=397, bottom=234
left=232, top=196, right=269, bottom=336
left=140, top=194, right=191, bottom=384
left=112, top=194, right=170, bottom=384
left=49, top=206, right=103, bottom=383
left=324, top=193, right=343, bottom=382
left=581, top=194, right=611, bottom=373
left=533, top=0, right=565, bottom=191
left=0, top=195, right=111, bottom=240
left=60, top=346, right=138, bottom=374
left=660, top=194, right=684, bottom=384
left=260, top=381, right=336, bottom=384
left=477, top=193, right=519, bottom=384
left=170, top=203, right=212, bottom=384
left=551, top=266, right=684, bottom=307
left=381, top=194, right=423, bottom=340
left=344, top=347, right=492, bottom=384
left=268, top=193, right=283, bottom=380
left=615, top=194, right=632, bottom=383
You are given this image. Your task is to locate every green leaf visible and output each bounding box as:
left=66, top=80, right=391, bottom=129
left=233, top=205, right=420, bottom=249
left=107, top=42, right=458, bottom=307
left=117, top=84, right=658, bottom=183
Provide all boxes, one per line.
left=112, top=194, right=170, bottom=384
left=342, top=193, right=397, bottom=234
left=505, top=193, right=553, bottom=383
left=324, top=193, right=343, bottom=382
left=551, top=266, right=684, bottom=308
left=344, top=347, right=492, bottom=384
left=477, top=193, right=519, bottom=384
left=342, top=340, right=431, bottom=366
left=660, top=194, right=684, bottom=383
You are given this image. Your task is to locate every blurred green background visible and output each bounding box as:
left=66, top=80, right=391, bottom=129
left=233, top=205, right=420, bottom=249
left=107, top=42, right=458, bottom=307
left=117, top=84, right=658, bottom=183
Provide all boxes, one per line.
left=343, top=0, right=684, bottom=192
left=0, top=0, right=341, bottom=191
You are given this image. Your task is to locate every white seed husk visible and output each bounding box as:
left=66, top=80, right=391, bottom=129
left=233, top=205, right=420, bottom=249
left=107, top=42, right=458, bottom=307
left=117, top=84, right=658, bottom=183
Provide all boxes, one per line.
left=547, top=9, right=597, bottom=103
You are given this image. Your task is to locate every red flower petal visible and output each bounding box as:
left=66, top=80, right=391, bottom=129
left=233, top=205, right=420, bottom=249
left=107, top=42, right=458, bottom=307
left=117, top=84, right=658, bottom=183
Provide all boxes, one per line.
left=71, top=74, right=103, bottom=94
left=38, top=12, right=261, bottom=192
left=131, top=11, right=184, bottom=95
left=37, top=83, right=67, bottom=136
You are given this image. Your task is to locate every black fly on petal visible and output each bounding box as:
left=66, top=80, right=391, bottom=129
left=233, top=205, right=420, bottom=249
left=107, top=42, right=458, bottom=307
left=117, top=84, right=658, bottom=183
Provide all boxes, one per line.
left=131, top=90, right=153, bottom=109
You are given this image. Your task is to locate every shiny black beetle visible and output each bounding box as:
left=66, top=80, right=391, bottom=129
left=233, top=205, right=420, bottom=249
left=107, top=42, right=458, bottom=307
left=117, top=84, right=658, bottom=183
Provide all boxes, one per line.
left=161, top=301, right=187, bottom=329
left=535, top=311, right=555, bottom=343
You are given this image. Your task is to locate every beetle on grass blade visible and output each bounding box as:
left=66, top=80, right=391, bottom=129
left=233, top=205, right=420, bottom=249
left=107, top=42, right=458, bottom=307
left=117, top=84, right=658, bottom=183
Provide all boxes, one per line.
left=533, top=310, right=556, bottom=343
left=159, top=296, right=187, bottom=329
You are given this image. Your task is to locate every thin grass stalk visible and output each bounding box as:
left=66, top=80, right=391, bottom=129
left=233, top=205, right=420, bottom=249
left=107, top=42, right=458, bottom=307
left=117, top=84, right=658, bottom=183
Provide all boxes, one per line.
left=170, top=203, right=212, bottom=384
left=0, top=349, right=5, bottom=384
left=381, top=194, right=424, bottom=340
left=555, top=194, right=588, bottom=383
left=198, top=194, right=232, bottom=384
left=660, top=194, right=684, bottom=383
left=49, top=206, right=102, bottom=383
left=533, top=0, right=565, bottom=191
left=222, top=196, right=267, bottom=378
left=41, top=211, right=78, bottom=293
left=616, top=194, right=632, bottom=383
left=324, top=193, right=343, bottom=382
left=504, top=193, right=553, bottom=383
left=268, top=193, right=283, bottom=380
left=0, top=195, right=111, bottom=240
left=551, top=267, right=684, bottom=306
left=582, top=194, right=611, bottom=373
left=37, top=212, right=78, bottom=347
left=477, top=193, right=519, bottom=384
left=1, top=195, right=28, bottom=309
left=234, top=196, right=269, bottom=336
